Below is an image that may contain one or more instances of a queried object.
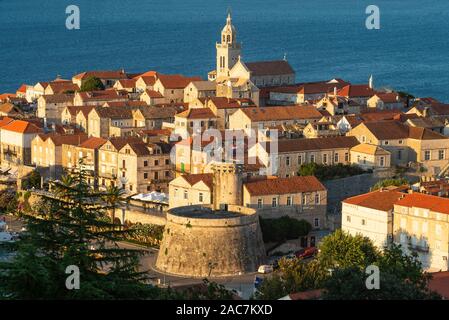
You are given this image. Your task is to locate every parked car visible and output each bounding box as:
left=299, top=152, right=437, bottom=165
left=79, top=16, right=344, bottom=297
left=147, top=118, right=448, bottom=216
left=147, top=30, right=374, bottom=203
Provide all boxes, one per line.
left=295, top=247, right=318, bottom=259
left=258, top=264, right=274, bottom=274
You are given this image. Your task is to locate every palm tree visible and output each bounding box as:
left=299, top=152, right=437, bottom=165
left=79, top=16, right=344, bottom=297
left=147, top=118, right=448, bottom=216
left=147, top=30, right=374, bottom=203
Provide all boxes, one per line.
left=102, top=185, right=127, bottom=229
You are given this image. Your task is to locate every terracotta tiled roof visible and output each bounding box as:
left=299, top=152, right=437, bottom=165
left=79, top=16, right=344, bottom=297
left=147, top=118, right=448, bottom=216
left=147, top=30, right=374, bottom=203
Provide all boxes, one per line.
left=47, top=82, right=80, bottom=94
left=240, top=105, right=323, bottom=122
left=135, top=71, right=159, bottom=79
left=1, top=120, right=41, bottom=134
left=0, top=117, right=14, bottom=128
left=374, top=92, right=401, bottom=103
left=208, top=97, right=255, bottom=109
left=0, top=103, right=20, bottom=114
left=79, top=137, right=107, bottom=149
left=94, top=106, right=133, bottom=119
left=429, top=271, right=449, bottom=299
left=351, top=143, right=390, bottom=155
left=361, top=120, right=448, bottom=140
left=338, top=84, right=375, bottom=98
left=108, top=137, right=144, bottom=151
left=244, top=176, right=326, bottom=196
left=157, top=74, right=202, bottom=89
left=125, top=143, right=151, bottom=156
left=430, top=103, right=449, bottom=116
left=408, top=126, right=448, bottom=140
left=360, top=110, right=403, bottom=122
left=395, top=193, right=449, bottom=214
left=137, top=106, right=178, bottom=119
left=343, top=189, right=405, bottom=211
left=66, top=105, right=94, bottom=117
left=245, top=60, right=295, bottom=76
left=16, top=84, right=27, bottom=94
left=176, top=108, right=216, bottom=119
left=77, top=90, right=127, bottom=102
left=73, top=70, right=127, bottom=80
left=41, top=93, right=74, bottom=103
left=181, top=173, right=213, bottom=190
left=0, top=93, right=16, bottom=102
left=116, top=79, right=136, bottom=88
left=144, top=89, right=164, bottom=98
left=138, top=76, right=158, bottom=86
left=269, top=136, right=359, bottom=153
left=38, top=133, right=88, bottom=146
left=361, top=121, right=410, bottom=140
left=343, top=115, right=363, bottom=127
left=406, top=117, right=445, bottom=128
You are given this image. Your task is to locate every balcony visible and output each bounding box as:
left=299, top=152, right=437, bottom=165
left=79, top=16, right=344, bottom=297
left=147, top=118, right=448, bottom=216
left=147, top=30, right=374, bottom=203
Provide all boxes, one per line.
left=99, top=172, right=117, bottom=179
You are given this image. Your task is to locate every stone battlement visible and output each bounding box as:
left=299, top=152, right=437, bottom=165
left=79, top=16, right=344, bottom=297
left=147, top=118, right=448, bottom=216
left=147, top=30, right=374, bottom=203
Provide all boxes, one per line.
left=155, top=204, right=266, bottom=278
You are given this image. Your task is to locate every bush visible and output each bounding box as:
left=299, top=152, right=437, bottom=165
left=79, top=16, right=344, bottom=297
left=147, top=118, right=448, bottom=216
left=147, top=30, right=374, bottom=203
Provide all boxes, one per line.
left=371, top=178, right=409, bottom=191
left=21, top=170, right=41, bottom=190
left=260, top=216, right=312, bottom=243
left=125, top=223, right=164, bottom=248
left=298, top=163, right=367, bottom=181
left=0, top=191, right=17, bottom=213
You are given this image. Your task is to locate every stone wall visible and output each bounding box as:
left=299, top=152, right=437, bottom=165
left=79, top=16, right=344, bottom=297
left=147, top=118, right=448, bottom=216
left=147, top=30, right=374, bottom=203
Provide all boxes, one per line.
left=324, top=170, right=391, bottom=230
left=324, top=168, right=419, bottom=229
left=155, top=205, right=266, bottom=278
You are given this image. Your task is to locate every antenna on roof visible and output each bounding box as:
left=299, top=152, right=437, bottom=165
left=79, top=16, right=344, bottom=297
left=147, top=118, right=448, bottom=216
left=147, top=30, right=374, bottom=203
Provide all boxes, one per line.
left=283, top=52, right=288, bottom=61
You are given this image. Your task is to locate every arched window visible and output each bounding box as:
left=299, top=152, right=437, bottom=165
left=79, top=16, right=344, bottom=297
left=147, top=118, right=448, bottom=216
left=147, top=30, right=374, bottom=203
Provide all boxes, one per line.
left=227, top=35, right=231, bottom=43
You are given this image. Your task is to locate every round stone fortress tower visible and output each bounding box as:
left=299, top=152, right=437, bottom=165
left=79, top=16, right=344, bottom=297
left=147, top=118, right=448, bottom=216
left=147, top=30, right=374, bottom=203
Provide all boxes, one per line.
left=155, top=205, right=266, bottom=278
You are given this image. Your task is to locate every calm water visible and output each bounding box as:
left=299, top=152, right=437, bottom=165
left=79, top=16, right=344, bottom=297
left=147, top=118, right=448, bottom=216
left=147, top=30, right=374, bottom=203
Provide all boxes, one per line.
left=1, top=0, right=449, bottom=100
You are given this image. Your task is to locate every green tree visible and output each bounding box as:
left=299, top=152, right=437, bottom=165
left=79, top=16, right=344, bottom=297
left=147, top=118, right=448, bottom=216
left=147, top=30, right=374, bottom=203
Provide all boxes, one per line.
left=371, top=178, right=409, bottom=191
left=0, top=190, right=18, bottom=213
left=0, top=160, right=163, bottom=299
left=21, top=169, right=41, bottom=190
left=298, top=163, right=367, bottom=181
left=318, top=229, right=379, bottom=270
left=102, top=185, right=126, bottom=229
left=260, top=216, right=311, bottom=243
left=80, top=76, right=105, bottom=92
left=182, top=279, right=236, bottom=300
left=255, top=258, right=328, bottom=300
left=322, top=244, right=441, bottom=300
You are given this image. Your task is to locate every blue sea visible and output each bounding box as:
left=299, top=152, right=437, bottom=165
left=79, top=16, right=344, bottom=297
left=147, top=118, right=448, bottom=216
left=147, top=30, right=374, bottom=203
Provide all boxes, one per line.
left=1, top=0, right=449, bottom=101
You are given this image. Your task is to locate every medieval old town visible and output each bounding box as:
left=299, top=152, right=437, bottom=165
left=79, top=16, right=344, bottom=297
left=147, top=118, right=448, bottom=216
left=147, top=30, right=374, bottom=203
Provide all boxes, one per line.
left=1, top=1, right=449, bottom=313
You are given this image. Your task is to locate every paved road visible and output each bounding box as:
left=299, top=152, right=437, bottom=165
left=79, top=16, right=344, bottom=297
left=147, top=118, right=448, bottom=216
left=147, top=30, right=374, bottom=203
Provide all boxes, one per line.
left=118, top=241, right=260, bottom=299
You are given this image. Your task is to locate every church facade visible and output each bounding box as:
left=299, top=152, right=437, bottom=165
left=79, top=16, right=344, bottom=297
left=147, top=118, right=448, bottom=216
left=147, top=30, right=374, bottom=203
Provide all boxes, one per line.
left=208, top=13, right=296, bottom=106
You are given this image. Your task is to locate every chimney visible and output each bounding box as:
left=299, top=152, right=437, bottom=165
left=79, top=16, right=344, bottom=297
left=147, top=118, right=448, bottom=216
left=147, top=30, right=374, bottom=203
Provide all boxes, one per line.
left=333, top=86, right=337, bottom=96
left=423, top=107, right=429, bottom=118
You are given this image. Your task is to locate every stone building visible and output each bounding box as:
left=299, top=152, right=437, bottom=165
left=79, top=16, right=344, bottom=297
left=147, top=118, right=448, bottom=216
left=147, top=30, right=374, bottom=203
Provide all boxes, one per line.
left=348, top=120, right=449, bottom=173
left=0, top=119, right=42, bottom=167
left=31, top=133, right=88, bottom=180
left=256, top=136, right=360, bottom=178
left=155, top=204, right=266, bottom=278
left=37, top=94, right=74, bottom=125
left=97, top=137, right=172, bottom=193
left=243, top=175, right=328, bottom=232
left=342, top=189, right=405, bottom=248
left=62, top=136, right=107, bottom=188
left=393, top=193, right=449, bottom=271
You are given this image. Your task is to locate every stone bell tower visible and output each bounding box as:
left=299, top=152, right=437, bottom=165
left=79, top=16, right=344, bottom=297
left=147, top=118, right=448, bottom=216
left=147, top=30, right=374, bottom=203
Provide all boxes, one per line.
left=211, top=161, right=244, bottom=210
left=216, top=12, right=242, bottom=79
